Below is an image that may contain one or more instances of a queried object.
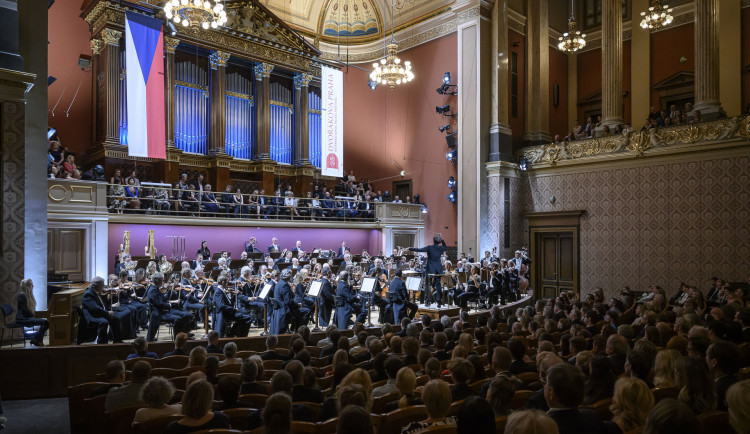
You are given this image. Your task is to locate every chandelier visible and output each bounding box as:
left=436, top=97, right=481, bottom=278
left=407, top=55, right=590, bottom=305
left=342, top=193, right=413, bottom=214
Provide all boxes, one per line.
left=558, top=0, right=586, bottom=53
left=163, top=0, right=227, bottom=30
left=369, top=0, right=414, bottom=90
left=640, top=0, right=673, bottom=30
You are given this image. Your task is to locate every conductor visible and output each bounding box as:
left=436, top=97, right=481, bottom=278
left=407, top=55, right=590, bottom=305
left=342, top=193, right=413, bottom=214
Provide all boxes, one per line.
left=408, top=234, right=447, bottom=307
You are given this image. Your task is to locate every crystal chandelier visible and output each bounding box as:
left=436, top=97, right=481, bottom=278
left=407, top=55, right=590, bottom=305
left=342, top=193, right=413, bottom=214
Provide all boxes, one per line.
left=558, top=0, right=586, bottom=53
left=640, top=0, right=673, bottom=30
left=369, top=0, right=414, bottom=90
left=164, top=0, right=227, bottom=30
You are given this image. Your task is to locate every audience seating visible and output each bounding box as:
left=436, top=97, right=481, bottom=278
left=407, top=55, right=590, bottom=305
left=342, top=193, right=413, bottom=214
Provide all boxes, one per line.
left=68, top=382, right=121, bottom=433
left=132, top=415, right=183, bottom=434
left=495, top=415, right=508, bottom=433
left=697, top=411, right=732, bottom=434
left=416, top=425, right=457, bottom=433
left=223, top=407, right=255, bottom=430
left=379, top=406, right=427, bottom=434
left=84, top=394, right=108, bottom=434
left=107, top=405, right=145, bottom=434
left=372, top=390, right=399, bottom=413
left=170, top=376, right=188, bottom=390
left=150, top=367, right=179, bottom=378
left=583, top=397, right=613, bottom=421
left=218, top=364, right=242, bottom=374
left=510, top=390, right=535, bottom=410
left=297, top=402, right=322, bottom=422
left=516, top=372, right=538, bottom=384
left=263, top=359, right=283, bottom=370
left=316, top=416, right=338, bottom=433
left=238, top=393, right=269, bottom=409
left=622, top=428, right=644, bottom=434
left=160, top=355, right=190, bottom=369
left=651, top=386, right=678, bottom=403
left=448, top=399, right=464, bottom=416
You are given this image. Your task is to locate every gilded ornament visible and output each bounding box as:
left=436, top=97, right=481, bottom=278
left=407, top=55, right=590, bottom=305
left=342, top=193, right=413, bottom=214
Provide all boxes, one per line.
left=254, top=63, right=274, bottom=79
left=90, top=39, right=104, bottom=55
left=164, top=37, right=180, bottom=55
left=209, top=51, right=231, bottom=69
left=293, top=73, right=313, bottom=89
left=101, top=28, right=122, bottom=46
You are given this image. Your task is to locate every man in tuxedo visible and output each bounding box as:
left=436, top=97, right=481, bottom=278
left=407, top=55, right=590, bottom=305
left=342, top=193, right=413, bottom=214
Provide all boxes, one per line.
left=336, top=271, right=366, bottom=330
left=82, top=276, right=124, bottom=344
left=292, top=240, right=304, bottom=254
left=245, top=236, right=261, bottom=255
left=268, top=237, right=281, bottom=254
left=212, top=274, right=251, bottom=338
left=388, top=270, right=416, bottom=322
left=318, top=268, right=335, bottom=327
left=408, top=235, right=447, bottom=307
left=145, top=273, right=192, bottom=342
left=544, top=363, right=616, bottom=434
left=270, top=269, right=293, bottom=335
left=276, top=250, right=294, bottom=265
left=337, top=241, right=349, bottom=258
left=191, top=253, right=205, bottom=271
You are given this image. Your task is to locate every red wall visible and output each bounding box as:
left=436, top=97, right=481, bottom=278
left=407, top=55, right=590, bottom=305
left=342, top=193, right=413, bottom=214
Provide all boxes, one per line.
left=48, top=0, right=93, bottom=156
left=508, top=30, right=525, bottom=147
left=341, top=34, right=458, bottom=246
left=649, top=23, right=695, bottom=109
left=577, top=48, right=601, bottom=122
left=743, top=7, right=750, bottom=113
left=548, top=47, right=568, bottom=138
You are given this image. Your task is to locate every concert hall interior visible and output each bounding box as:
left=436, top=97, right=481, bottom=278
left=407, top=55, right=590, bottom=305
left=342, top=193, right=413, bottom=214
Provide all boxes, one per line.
left=1, top=0, right=750, bottom=433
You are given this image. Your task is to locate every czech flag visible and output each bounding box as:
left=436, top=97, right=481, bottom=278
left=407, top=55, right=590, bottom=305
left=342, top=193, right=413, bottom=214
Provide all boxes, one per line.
left=125, top=11, right=166, bottom=159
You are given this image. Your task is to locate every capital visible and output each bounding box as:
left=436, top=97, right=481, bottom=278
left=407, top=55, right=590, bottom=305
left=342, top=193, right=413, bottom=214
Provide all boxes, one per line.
left=209, top=51, right=230, bottom=69
left=293, top=72, right=313, bottom=89
left=164, top=37, right=180, bottom=55
left=101, top=29, right=122, bottom=46
left=254, top=63, right=274, bottom=79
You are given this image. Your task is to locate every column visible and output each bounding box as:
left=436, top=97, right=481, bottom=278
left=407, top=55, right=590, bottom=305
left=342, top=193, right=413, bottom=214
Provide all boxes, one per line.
left=0, top=0, right=23, bottom=70
left=718, top=0, right=741, bottom=116
left=90, top=38, right=102, bottom=147
left=599, top=0, right=624, bottom=132
left=523, top=0, right=551, bottom=146
left=164, top=37, right=179, bottom=149
left=631, top=0, right=650, bottom=127
left=692, top=0, right=724, bottom=119
left=97, top=28, right=122, bottom=146
left=490, top=0, right=513, bottom=162
left=254, top=63, right=274, bottom=160
left=293, top=72, right=313, bottom=166
left=568, top=52, right=578, bottom=130
left=209, top=50, right=229, bottom=156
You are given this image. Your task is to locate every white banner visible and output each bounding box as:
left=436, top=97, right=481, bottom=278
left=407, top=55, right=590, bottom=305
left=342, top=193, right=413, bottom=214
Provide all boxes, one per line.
left=321, top=66, right=343, bottom=177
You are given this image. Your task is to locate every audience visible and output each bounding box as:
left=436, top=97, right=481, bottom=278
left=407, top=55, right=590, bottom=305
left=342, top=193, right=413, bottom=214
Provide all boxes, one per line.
left=610, top=377, right=654, bottom=432
left=105, top=361, right=151, bottom=413
left=456, top=395, right=495, bottom=433
left=643, top=399, right=699, bottom=434
left=675, top=356, right=716, bottom=414
left=544, top=363, right=611, bottom=434
left=133, top=376, right=181, bottom=423
left=219, top=342, right=242, bottom=366
left=402, top=380, right=456, bottom=433
left=261, top=392, right=292, bottom=434
left=505, top=409, right=559, bottom=434
left=164, top=332, right=189, bottom=357
left=127, top=337, right=158, bottom=360
left=165, top=380, right=230, bottom=433
left=337, top=405, right=375, bottom=434
left=726, top=380, right=750, bottom=434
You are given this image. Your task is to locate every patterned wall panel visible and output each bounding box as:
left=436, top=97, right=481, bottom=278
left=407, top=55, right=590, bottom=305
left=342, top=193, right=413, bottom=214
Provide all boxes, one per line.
left=0, top=101, right=26, bottom=322
left=514, top=154, right=750, bottom=299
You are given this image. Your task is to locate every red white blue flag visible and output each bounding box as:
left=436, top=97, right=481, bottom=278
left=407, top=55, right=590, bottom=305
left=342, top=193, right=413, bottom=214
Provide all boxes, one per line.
left=125, top=11, right=166, bottom=159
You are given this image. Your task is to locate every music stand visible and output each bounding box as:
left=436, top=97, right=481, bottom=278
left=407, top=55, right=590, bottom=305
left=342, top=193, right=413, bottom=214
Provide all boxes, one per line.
left=270, top=252, right=281, bottom=259
left=307, top=280, right=323, bottom=297
left=360, top=277, right=377, bottom=327
left=277, top=262, right=292, bottom=271
left=259, top=283, right=273, bottom=336
left=248, top=252, right=263, bottom=260
left=441, top=275, right=455, bottom=289
left=406, top=276, right=422, bottom=305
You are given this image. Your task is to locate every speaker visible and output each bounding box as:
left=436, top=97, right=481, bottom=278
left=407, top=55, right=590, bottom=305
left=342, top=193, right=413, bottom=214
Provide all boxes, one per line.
left=445, top=133, right=456, bottom=148
left=553, top=84, right=559, bottom=107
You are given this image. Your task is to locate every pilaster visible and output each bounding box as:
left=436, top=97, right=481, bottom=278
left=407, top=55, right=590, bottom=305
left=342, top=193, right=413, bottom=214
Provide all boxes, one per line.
left=254, top=62, right=274, bottom=160
left=209, top=50, right=230, bottom=156
left=523, top=0, right=551, bottom=146
left=631, top=0, right=650, bottom=126
left=164, top=37, right=179, bottom=150
left=96, top=28, right=122, bottom=147
left=599, top=0, right=624, bottom=131
left=692, top=0, right=724, bottom=119
left=490, top=0, right=513, bottom=162
left=294, top=72, right=313, bottom=166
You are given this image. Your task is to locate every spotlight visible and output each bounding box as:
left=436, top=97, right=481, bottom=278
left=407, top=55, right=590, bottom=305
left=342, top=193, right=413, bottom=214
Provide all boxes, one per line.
left=167, top=21, right=178, bottom=36
left=443, top=72, right=451, bottom=84
left=446, top=191, right=457, bottom=203
left=519, top=156, right=528, bottom=171
left=421, top=203, right=428, bottom=214
left=447, top=176, right=456, bottom=188
left=47, top=127, right=57, bottom=140
left=446, top=149, right=457, bottom=162
left=436, top=83, right=457, bottom=95
left=400, top=170, right=406, bottom=177
left=368, top=79, right=378, bottom=90
left=78, top=55, right=91, bottom=69
left=445, top=132, right=457, bottom=148
left=439, top=124, right=451, bottom=133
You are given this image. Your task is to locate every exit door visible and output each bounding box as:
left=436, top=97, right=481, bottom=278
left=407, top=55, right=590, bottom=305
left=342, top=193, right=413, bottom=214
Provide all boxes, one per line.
left=537, top=232, right=576, bottom=299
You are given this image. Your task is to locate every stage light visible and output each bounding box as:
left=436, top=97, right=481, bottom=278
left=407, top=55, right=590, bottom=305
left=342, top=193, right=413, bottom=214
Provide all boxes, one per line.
left=47, top=127, right=57, bottom=140
left=436, top=105, right=450, bottom=115
left=400, top=170, right=406, bottom=177
left=439, top=124, right=451, bottom=133
left=519, top=156, right=528, bottom=171
left=368, top=79, right=378, bottom=90
left=446, top=149, right=457, bottom=163
left=443, top=72, right=451, bottom=84
left=445, top=132, right=456, bottom=148
left=447, top=176, right=456, bottom=188
left=447, top=191, right=457, bottom=203
left=421, top=204, right=428, bottom=214
left=436, top=83, right=457, bottom=95
left=167, top=21, right=178, bottom=36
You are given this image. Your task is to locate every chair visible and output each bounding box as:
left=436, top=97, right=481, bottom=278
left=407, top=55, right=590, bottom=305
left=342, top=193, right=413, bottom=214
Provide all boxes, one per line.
left=191, top=430, right=245, bottom=434
left=290, top=421, right=317, bottom=433
left=469, top=379, right=489, bottom=393
left=296, top=402, right=322, bottom=422
left=178, top=365, right=204, bottom=376
left=68, top=382, right=121, bottom=433
left=585, top=397, right=613, bottom=421
left=305, top=346, right=321, bottom=357
left=170, top=376, right=188, bottom=390
left=372, top=390, right=400, bottom=414
left=150, top=367, right=179, bottom=379
left=0, top=304, right=26, bottom=347
left=448, top=399, right=464, bottom=416
left=475, top=345, right=488, bottom=356
left=132, top=414, right=183, bottom=434
left=125, top=357, right=157, bottom=370
left=316, top=417, right=338, bottom=434
left=223, top=407, right=256, bottom=430
left=218, top=364, right=242, bottom=374
left=651, top=386, right=678, bottom=403
left=83, top=394, right=108, bottom=434
left=510, top=390, right=535, bottom=409
left=238, top=393, right=269, bottom=409
left=160, top=355, right=190, bottom=370
left=372, top=379, right=388, bottom=389
left=416, top=375, right=429, bottom=387
left=107, top=404, right=145, bottom=434
left=697, top=411, right=732, bottom=434
left=380, top=406, right=427, bottom=434
left=237, top=350, right=258, bottom=359
left=739, top=366, right=750, bottom=380
left=495, top=415, right=508, bottom=433
left=263, top=359, right=283, bottom=370
left=415, top=425, right=457, bottom=434
left=623, top=428, right=644, bottom=434
left=516, top=372, right=538, bottom=385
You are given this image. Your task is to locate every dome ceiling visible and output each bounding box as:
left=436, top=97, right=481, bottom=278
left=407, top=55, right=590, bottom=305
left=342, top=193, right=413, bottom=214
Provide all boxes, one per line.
left=258, top=0, right=454, bottom=44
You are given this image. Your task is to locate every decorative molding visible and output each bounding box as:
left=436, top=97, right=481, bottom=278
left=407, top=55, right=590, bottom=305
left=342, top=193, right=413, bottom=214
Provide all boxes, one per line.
left=164, top=37, right=180, bottom=55
left=209, top=51, right=231, bottom=69
left=90, top=38, right=104, bottom=55
left=101, top=28, right=122, bottom=46
left=293, top=72, right=313, bottom=89
left=270, top=100, right=293, bottom=112
left=309, top=108, right=322, bottom=115
left=520, top=116, right=750, bottom=167
left=175, top=80, right=208, bottom=92
left=254, top=63, right=274, bottom=79
left=226, top=91, right=254, bottom=103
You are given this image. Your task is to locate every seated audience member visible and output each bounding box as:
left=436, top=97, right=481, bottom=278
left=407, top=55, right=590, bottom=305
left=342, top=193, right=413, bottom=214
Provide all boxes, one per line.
left=544, top=363, right=613, bottom=434
left=216, top=375, right=243, bottom=410
left=606, top=334, right=629, bottom=376
left=706, top=340, right=740, bottom=411
left=262, top=392, right=293, bottom=434
left=240, top=358, right=267, bottom=395
left=219, top=342, right=242, bottom=366
left=337, top=405, right=375, bottom=434
left=467, top=354, right=487, bottom=382
left=90, top=360, right=126, bottom=397
left=204, top=356, right=220, bottom=384
left=457, top=396, right=495, bottom=434
left=424, top=357, right=442, bottom=381
left=481, top=346, right=513, bottom=396
left=524, top=353, right=563, bottom=411
left=246, top=370, right=313, bottom=429
left=402, top=337, right=420, bottom=365
left=127, top=337, right=158, bottom=360
left=164, top=332, right=189, bottom=357
left=319, top=368, right=373, bottom=421
left=402, top=380, right=456, bottom=433
left=384, top=367, right=423, bottom=412
left=675, top=356, right=716, bottom=414
left=643, top=399, right=699, bottom=434
left=508, top=337, right=536, bottom=375
left=205, top=331, right=223, bottom=354
left=449, top=358, right=480, bottom=401
left=624, top=350, right=653, bottom=387
left=372, top=356, right=403, bottom=397
left=653, top=349, right=680, bottom=388
left=486, top=375, right=517, bottom=416
left=286, top=360, right=323, bottom=403
left=105, top=361, right=151, bottom=413
left=187, top=346, right=207, bottom=368
left=610, top=377, right=654, bottom=432
left=133, top=376, right=182, bottom=423
left=584, top=356, right=617, bottom=405
left=726, top=380, right=750, bottom=434
left=165, top=380, right=230, bottom=433
left=505, top=410, right=560, bottom=434
left=261, top=334, right=288, bottom=361
left=433, top=332, right=451, bottom=361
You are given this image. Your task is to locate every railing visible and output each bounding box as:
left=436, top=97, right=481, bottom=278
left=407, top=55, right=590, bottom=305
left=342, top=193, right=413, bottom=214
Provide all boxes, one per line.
left=105, top=182, right=383, bottom=222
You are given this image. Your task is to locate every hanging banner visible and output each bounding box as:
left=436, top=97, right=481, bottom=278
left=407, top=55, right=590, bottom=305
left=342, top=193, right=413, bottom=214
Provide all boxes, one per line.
left=321, top=66, right=343, bottom=177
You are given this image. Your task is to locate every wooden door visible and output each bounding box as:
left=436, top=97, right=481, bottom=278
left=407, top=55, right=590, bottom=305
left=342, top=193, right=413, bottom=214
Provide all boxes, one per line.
left=538, top=232, right=575, bottom=299
left=393, top=233, right=415, bottom=249
left=392, top=180, right=412, bottom=202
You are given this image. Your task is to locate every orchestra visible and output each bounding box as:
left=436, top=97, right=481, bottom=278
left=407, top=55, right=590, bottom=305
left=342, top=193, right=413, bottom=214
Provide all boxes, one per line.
left=74, top=234, right=532, bottom=342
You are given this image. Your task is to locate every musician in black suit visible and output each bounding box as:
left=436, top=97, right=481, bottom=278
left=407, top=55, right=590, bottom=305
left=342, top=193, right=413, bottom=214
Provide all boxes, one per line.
left=82, top=277, right=124, bottom=344
left=487, top=262, right=505, bottom=305
left=368, top=259, right=391, bottom=323
left=337, top=241, right=350, bottom=258
left=291, top=270, right=313, bottom=328
left=318, top=268, right=335, bottom=327
left=237, top=266, right=264, bottom=326
left=336, top=271, right=366, bottom=330
left=213, top=273, right=252, bottom=338
left=179, top=269, right=205, bottom=327
left=408, top=235, right=447, bottom=307
left=145, top=273, right=191, bottom=342
left=388, top=270, right=416, bottom=322
left=244, top=236, right=261, bottom=255
left=291, top=240, right=304, bottom=254
left=268, top=237, right=281, bottom=254
left=270, top=269, right=294, bottom=335
left=192, top=253, right=206, bottom=271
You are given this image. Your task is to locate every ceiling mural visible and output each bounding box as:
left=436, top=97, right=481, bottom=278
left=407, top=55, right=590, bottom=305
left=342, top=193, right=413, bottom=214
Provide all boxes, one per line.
left=320, top=0, right=381, bottom=39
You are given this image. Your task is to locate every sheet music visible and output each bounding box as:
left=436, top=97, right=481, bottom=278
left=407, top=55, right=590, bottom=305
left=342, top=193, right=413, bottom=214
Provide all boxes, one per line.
left=406, top=276, right=422, bottom=291
left=308, top=280, right=323, bottom=297
left=360, top=277, right=376, bottom=293
left=259, top=283, right=273, bottom=299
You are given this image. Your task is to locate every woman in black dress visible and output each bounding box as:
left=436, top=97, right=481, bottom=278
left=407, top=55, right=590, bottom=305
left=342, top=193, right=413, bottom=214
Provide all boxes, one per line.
left=16, top=279, right=49, bottom=347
